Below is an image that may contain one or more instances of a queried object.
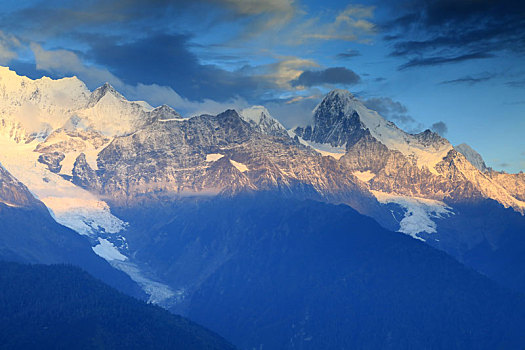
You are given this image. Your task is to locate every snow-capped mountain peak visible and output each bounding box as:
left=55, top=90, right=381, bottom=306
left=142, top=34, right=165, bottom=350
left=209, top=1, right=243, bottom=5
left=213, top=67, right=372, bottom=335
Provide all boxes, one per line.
left=322, top=88, right=356, bottom=101
left=455, top=143, right=488, bottom=172
left=86, top=82, right=125, bottom=108
left=151, top=104, right=184, bottom=121
left=295, top=89, right=453, bottom=173
left=240, top=105, right=288, bottom=137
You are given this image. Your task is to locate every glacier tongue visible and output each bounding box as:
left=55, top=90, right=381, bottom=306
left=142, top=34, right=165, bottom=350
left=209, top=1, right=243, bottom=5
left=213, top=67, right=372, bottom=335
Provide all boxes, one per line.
left=371, top=190, right=454, bottom=241
left=92, top=238, right=128, bottom=261
left=0, top=136, right=126, bottom=236
left=0, top=134, right=177, bottom=305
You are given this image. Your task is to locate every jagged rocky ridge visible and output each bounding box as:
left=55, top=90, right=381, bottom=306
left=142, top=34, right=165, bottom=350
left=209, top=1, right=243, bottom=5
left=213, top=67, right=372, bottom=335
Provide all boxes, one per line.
left=0, top=68, right=522, bottom=215
left=295, top=89, right=525, bottom=212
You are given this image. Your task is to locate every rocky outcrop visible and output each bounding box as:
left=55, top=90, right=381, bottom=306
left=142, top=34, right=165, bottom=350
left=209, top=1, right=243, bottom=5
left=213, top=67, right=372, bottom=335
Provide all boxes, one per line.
left=38, top=152, right=65, bottom=173
left=0, top=163, right=40, bottom=208
left=72, top=153, right=102, bottom=191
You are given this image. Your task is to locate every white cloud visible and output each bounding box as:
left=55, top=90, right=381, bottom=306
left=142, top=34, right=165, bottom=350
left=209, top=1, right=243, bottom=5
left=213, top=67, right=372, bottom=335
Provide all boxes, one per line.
left=263, top=57, right=320, bottom=88
left=30, top=43, right=123, bottom=88
left=239, top=56, right=319, bottom=90
left=265, top=90, right=324, bottom=128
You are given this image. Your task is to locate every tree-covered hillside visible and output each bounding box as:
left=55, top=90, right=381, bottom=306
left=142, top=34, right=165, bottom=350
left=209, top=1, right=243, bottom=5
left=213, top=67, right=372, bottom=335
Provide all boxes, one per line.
left=0, top=261, right=235, bottom=350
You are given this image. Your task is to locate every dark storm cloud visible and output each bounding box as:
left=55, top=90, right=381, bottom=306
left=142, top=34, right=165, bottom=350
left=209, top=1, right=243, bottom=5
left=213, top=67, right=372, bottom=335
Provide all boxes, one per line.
left=83, top=33, right=271, bottom=101
left=364, top=97, right=423, bottom=133
left=383, top=0, right=525, bottom=68
left=1, top=0, right=294, bottom=40
left=1, top=0, right=182, bottom=36
left=336, top=49, right=361, bottom=59
left=439, top=74, right=495, bottom=85
left=431, top=121, right=448, bottom=136
left=291, top=67, right=360, bottom=87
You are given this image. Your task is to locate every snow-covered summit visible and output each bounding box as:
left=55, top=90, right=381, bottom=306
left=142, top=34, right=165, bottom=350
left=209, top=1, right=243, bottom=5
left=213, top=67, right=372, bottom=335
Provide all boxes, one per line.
left=76, top=83, right=152, bottom=136
left=0, top=66, right=90, bottom=139
left=86, top=82, right=125, bottom=108
left=0, top=67, right=155, bottom=138
left=455, top=143, right=488, bottom=172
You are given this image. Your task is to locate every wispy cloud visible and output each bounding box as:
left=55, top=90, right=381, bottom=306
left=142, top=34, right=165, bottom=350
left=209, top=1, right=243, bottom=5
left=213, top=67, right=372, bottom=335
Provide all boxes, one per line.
left=439, top=73, right=494, bottom=85
left=336, top=49, right=361, bottom=59
left=243, top=56, right=319, bottom=89
left=124, top=83, right=249, bottom=117
left=398, top=52, right=493, bottom=70
left=212, top=0, right=295, bottom=16
left=298, top=5, right=376, bottom=43
left=505, top=79, right=525, bottom=88
left=28, top=42, right=251, bottom=117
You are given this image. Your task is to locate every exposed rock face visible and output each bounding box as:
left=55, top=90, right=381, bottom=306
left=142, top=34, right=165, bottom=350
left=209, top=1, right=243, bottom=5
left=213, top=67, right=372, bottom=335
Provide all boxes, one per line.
left=38, top=152, right=65, bottom=173
left=340, top=137, right=484, bottom=201
left=72, top=153, right=102, bottom=191
left=150, top=104, right=182, bottom=121
left=35, top=129, right=110, bottom=153
left=86, top=109, right=381, bottom=218
left=295, top=91, right=363, bottom=147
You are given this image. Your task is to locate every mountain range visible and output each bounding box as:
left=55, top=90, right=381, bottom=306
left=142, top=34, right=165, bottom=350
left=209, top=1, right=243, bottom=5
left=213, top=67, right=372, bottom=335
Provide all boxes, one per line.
left=0, top=66, right=524, bottom=348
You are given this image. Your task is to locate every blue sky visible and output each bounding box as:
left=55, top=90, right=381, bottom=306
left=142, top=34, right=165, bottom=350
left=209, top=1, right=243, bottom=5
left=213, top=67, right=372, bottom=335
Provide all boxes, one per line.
left=0, top=0, right=523, bottom=172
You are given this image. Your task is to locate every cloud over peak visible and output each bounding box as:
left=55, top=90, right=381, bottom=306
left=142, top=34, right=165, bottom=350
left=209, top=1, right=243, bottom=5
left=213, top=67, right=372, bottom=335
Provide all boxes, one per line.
left=291, top=67, right=361, bottom=87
